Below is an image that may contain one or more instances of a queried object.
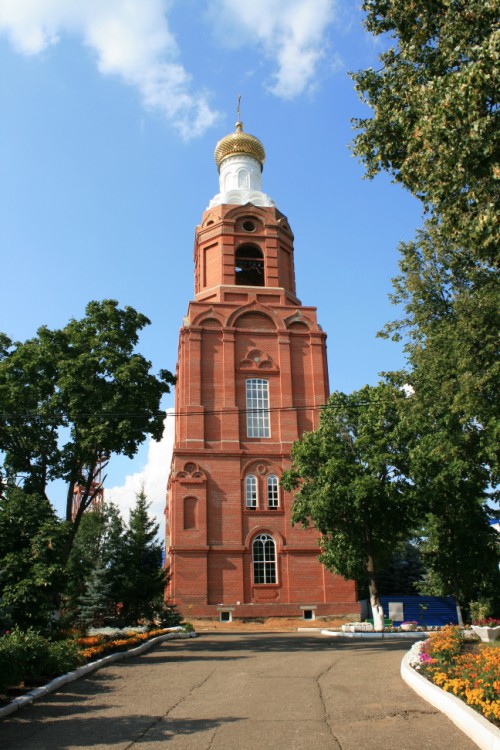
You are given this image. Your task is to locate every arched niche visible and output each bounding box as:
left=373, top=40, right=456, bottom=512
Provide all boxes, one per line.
left=234, top=311, right=275, bottom=330
left=288, top=321, right=309, bottom=332
left=183, top=497, right=197, bottom=530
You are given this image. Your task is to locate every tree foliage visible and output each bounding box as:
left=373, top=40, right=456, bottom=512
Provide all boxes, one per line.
left=0, top=488, right=68, bottom=631
left=382, top=222, right=499, bottom=476
left=282, top=383, right=415, bottom=609
left=64, top=503, right=127, bottom=616
left=377, top=541, right=426, bottom=596
left=351, top=0, right=499, bottom=261
left=0, top=300, right=174, bottom=557
left=351, top=1, right=500, bottom=610
left=66, top=491, right=167, bottom=627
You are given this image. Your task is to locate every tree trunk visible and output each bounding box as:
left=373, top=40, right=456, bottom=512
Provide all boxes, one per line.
left=366, top=546, right=384, bottom=631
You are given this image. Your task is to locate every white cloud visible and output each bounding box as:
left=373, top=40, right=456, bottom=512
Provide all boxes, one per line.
left=106, top=410, right=175, bottom=541
left=208, top=0, right=338, bottom=98
left=0, top=0, right=219, bottom=138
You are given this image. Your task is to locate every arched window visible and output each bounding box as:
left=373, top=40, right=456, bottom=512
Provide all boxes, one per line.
left=235, top=245, right=264, bottom=287
left=245, top=474, right=258, bottom=509
left=246, top=379, right=270, bottom=438
left=238, top=169, right=250, bottom=189
left=253, top=534, right=277, bottom=584
left=267, top=474, right=279, bottom=509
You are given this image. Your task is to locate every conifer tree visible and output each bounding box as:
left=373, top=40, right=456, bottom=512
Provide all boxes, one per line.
left=119, top=488, right=166, bottom=624
left=77, top=560, right=114, bottom=629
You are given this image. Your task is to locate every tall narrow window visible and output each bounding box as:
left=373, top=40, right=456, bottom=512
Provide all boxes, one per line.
left=245, top=474, right=258, bottom=509
left=267, top=474, right=279, bottom=509
left=235, top=245, right=264, bottom=286
left=252, top=534, right=277, bottom=584
left=246, top=379, right=270, bottom=438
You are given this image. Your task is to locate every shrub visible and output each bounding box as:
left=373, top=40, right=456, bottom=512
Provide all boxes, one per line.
left=0, top=629, right=83, bottom=694
left=46, top=639, right=83, bottom=675
left=1, top=629, right=51, bottom=686
left=469, top=600, right=492, bottom=624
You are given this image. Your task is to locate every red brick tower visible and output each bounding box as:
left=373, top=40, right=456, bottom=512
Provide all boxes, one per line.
left=165, top=118, right=358, bottom=620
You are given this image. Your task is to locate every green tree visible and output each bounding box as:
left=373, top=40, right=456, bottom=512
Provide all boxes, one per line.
left=119, top=488, right=166, bottom=624
left=282, top=383, right=414, bottom=630
left=0, top=300, right=174, bottom=560
left=64, top=502, right=127, bottom=617
left=76, top=560, right=114, bottom=629
left=351, top=1, right=500, bottom=614
left=351, top=0, right=499, bottom=261
left=382, top=227, right=500, bottom=612
left=0, top=487, right=68, bottom=631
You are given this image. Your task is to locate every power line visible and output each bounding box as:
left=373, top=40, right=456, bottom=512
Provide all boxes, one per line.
left=0, top=398, right=398, bottom=421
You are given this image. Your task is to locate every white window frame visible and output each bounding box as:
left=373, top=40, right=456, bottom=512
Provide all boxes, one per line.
left=246, top=378, right=270, bottom=438
left=252, top=533, right=277, bottom=584
left=245, top=474, right=258, bottom=509
left=267, top=474, right=279, bottom=509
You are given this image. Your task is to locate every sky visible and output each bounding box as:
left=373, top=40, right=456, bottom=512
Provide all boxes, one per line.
left=0, top=0, right=424, bottom=534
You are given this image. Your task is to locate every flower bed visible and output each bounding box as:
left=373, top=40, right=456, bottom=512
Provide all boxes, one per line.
left=77, top=627, right=173, bottom=661
left=0, top=626, right=190, bottom=700
left=411, top=625, right=500, bottom=725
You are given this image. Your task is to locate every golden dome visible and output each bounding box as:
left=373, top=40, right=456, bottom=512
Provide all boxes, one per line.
left=214, top=121, right=266, bottom=172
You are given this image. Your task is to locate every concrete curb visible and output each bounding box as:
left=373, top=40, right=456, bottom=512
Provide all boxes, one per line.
left=0, top=630, right=198, bottom=720
left=401, top=650, right=500, bottom=750
left=320, top=629, right=429, bottom=639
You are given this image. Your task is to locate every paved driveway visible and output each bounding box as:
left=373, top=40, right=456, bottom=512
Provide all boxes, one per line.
left=1, top=633, right=477, bottom=750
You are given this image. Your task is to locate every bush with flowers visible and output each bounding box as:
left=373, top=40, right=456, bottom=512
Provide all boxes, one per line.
left=413, top=625, right=500, bottom=725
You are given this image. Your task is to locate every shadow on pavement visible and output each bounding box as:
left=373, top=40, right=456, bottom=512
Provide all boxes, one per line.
left=3, top=712, right=241, bottom=749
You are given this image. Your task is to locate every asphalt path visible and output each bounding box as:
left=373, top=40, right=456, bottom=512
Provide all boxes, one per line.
left=1, top=632, right=478, bottom=750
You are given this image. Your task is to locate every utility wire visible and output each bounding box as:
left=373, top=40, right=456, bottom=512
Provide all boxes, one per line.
left=0, top=398, right=399, bottom=421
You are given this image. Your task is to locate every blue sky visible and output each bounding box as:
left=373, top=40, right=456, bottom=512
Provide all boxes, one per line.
left=0, top=1, right=423, bottom=524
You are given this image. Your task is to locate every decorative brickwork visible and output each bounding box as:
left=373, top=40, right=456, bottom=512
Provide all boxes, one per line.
left=165, top=180, right=358, bottom=619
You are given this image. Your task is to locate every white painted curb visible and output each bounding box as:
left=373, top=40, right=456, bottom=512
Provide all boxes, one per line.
left=0, top=630, right=198, bottom=720
left=320, top=629, right=429, bottom=639
left=401, top=650, right=500, bottom=750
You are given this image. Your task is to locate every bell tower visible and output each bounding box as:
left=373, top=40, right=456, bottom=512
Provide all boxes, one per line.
left=165, top=116, right=358, bottom=619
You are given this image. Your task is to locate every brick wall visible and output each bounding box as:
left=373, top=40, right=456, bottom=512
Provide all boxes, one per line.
left=165, top=202, right=358, bottom=619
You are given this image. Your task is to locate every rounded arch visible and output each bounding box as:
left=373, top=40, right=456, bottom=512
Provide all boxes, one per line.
left=240, top=459, right=272, bottom=479
left=285, top=313, right=312, bottom=331
left=244, top=527, right=285, bottom=551
left=200, top=318, right=223, bottom=329
left=288, top=321, right=310, bottom=332
left=176, top=462, right=207, bottom=480
left=228, top=302, right=285, bottom=331
left=191, top=310, right=225, bottom=328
